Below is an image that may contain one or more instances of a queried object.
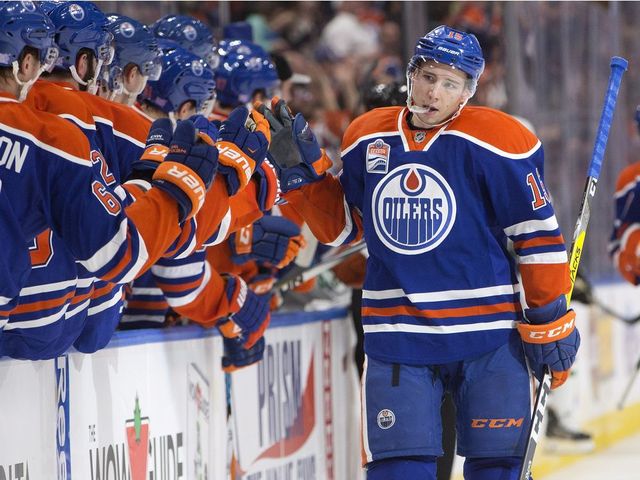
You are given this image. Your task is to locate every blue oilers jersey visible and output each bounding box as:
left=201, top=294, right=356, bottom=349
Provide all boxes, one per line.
left=76, top=91, right=151, bottom=185
left=0, top=94, right=183, bottom=331
left=0, top=187, right=30, bottom=331
left=11, top=81, right=126, bottom=359
left=292, top=106, right=571, bottom=365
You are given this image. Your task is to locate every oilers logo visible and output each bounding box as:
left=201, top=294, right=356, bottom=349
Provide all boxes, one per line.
left=372, top=163, right=456, bottom=255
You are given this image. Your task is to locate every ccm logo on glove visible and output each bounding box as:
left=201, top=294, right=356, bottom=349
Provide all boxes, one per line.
left=517, top=310, right=576, bottom=344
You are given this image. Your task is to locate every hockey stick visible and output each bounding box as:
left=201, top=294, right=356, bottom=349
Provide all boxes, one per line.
left=518, top=56, right=628, bottom=480
left=617, top=354, right=640, bottom=410
left=594, top=299, right=640, bottom=325
left=273, top=240, right=367, bottom=292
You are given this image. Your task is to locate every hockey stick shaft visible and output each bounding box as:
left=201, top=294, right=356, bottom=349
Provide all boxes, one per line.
left=518, top=56, right=628, bottom=480
left=273, top=240, right=367, bottom=292
left=617, top=355, right=640, bottom=410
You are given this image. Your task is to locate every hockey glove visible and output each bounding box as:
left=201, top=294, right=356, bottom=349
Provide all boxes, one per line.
left=218, top=274, right=271, bottom=349
left=517, top=295, right=580, bottom=389
left=152, top=120, right=218, bottom=222
left=217, top=106, right=270, bottom=195
left=252, top=158, right=280, bottom=211
left=128, top=118, right=173, bottom=181
left=189, top=114, right=220, bottom=144
left=255, top=97, right=332, bottom=193
left=230, top=215, right=305, bottom=268
left=220, top=335, right=265, bottom=372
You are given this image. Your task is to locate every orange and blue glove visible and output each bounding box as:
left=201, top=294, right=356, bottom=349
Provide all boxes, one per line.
left=152, top=120, right=218, bottom=222
left=217, top=106, right=270, bottom=195
left=230, top=216, right=305, bottom=269
left=517, top=295, right=580, bottom=389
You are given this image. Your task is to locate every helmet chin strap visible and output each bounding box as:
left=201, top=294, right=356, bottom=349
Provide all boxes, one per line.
left=12, top=61, right=45, bottom=102
left=70, top=59, right=104, bottom=95
left=168, top=110, right=178, bottom=129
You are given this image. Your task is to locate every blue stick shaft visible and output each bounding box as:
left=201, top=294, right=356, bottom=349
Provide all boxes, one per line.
left=588, top=56, right=628, bottom=179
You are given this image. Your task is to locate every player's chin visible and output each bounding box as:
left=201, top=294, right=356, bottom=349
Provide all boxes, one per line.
left=416, top=110, right=442, bottom=125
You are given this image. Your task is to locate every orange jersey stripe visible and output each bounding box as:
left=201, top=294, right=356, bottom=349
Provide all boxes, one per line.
left=155, top=276, right=203, bottom=293
left=361, top=301, right=518, bottom=320
left=513, top=235, right=566, bottom=250
left=12, top=291, right=75, bottom=315
left=91, top=282, right=116, bottom=300
left=70, top=288, right=95, bottom=306
left=126, top=300, right=169, bottom=310
left=101, top=232, right=134, bottom=282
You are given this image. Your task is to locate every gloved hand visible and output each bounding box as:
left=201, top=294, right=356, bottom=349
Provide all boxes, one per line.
left=218, top=274, right=271, bottom=349
left=252, top=159, right=280, bottom=211
left=217, top=106, right=270, bottom=195
left=230, top=216, right=305, bottom=268
left=189, top=114, right=220, bottom=144
left=220, top=335, right=265, bottom=372
left=517, top=295, right=580, bottom=389
left=128, top=118, right=173, bottom=181
left=255, top=97, right=332, bottom=192
left=152, top=120, right=218, bottom=222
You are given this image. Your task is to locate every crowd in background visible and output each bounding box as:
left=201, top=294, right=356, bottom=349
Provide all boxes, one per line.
left=106, top=0, right=636, bottom=280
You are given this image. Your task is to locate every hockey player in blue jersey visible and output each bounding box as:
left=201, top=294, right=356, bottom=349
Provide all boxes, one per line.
left=257, top=25, right=580, bottom=480
left=0, top=1, right=217, bottom=349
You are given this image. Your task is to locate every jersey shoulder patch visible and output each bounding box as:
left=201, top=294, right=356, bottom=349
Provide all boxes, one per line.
left=446, top=106, right=539, bottom=157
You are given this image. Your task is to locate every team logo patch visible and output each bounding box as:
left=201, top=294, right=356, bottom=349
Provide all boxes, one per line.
left=120, top=21, right=136, bottom=38
left=414, top=131, right=426, bottom=143
left=372, top=163, right=456, bottom=255
left=21, top=1, right=35, bottom=11
left=191, top=59, right=204, bottom=76
left=183, top=25, right=197, bottom=41
left=377, top=409, right=395, bottom=429
left=366, top=139, right=390, bottom=174
left=69, top=3, right=85, bottom=21
left=246, top=57, right=263, bottom=71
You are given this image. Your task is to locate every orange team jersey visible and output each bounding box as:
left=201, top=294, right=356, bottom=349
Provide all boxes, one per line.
left=284, top=105, right=570, bottom=365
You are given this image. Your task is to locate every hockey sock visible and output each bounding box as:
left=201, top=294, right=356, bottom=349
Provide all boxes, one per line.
left=366, top=455, right=437, bottom=480
left=463, top=456, right=521, bottom=480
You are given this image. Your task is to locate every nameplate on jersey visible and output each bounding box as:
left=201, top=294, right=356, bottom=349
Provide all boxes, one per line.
left=366, top=139, right=390, bottom=174
left=372, top=163, right=456, bottom=255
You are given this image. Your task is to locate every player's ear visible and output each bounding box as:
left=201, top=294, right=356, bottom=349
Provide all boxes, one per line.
left=18, top=50, right=40, bottom=82
left=76, top=52, right=90, bottom=78
left=177, top=100, right=196, bottom=120
left=124, top=64, right=139, bottom=87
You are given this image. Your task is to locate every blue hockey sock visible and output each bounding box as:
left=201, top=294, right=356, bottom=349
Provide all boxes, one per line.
left=463, top=456, right=521, bottom=480
left=367, top=455, right=437, bottom=480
